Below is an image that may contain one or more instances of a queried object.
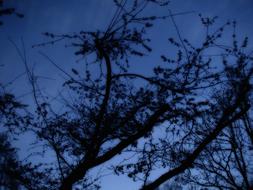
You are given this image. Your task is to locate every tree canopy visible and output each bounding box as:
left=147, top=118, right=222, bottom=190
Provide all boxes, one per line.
left=0, top=0, right=253, bottom=190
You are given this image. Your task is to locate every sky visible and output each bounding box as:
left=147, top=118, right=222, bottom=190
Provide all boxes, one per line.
left=1, top=0, right=253, bottom=189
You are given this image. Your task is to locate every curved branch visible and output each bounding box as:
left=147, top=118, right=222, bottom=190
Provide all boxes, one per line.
left=95, top=51, right=112, bottom=129
left=59, top=46, right=113, bottom=190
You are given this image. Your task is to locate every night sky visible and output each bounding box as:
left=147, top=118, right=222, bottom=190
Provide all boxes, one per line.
left=1, top=0, right=253, bottom=189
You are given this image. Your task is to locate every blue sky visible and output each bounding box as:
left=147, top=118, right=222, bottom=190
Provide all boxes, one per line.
left=1, top=0, right=253, bottom=99
left=1, top=0, right=253, bottom=189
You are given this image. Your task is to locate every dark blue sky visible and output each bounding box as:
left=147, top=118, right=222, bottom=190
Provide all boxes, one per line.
left=1, top=0, right=253, bottom=101
left=1, top=0, right=253, bottom=189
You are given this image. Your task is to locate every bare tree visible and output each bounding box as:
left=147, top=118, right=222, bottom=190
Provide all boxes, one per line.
left=1, top=0, right=253, bottom=190
left=186, top=115, right=253, bottom=190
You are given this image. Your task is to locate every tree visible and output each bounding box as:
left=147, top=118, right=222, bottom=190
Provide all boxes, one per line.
left=0, top=133, right=19, bottom=190
left=1, top=0, right=253, bottom=190
left=186, top=114, right=253, bottom=189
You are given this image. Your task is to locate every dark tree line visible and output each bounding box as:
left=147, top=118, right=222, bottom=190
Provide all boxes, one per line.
left=0, top=0, right=253, bottom=190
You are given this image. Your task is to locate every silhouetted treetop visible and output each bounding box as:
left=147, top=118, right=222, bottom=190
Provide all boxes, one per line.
left=1, top=0, right=253, bottom=190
